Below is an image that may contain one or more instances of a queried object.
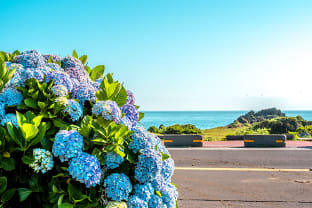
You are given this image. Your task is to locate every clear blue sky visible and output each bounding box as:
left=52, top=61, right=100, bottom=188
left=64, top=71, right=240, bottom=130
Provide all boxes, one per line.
left=1, top=0, right=312, bottom=111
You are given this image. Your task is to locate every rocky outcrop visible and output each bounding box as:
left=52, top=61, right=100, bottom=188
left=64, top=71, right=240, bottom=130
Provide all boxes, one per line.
left=233, top=108, right=285, bottom=125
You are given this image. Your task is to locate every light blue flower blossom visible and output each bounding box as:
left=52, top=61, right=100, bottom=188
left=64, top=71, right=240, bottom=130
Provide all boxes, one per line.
left=120, top=116, right=133, bottom=129
left=104, top=151, right=125, bottom=169
left=103, top=173, right=132, bottom=201
left=68, top=152, right=102, bottom=188
left=0, top=113, right=18, bottom=128
left=52, top=130, right=84, bottom=162
left=135, top=149, right=162, bottom=183
left=29, top=148, right=54, bottom=174
left=61, top=56, right=84, bottom=70
left=129, top=126, right=157, bottom=153
left=151, top=174, right=166, bottom=191
left=0, top=103, right=5, bottom=120
left=160, top=183, right=178, bottom=208
left=161, top=158, right=175, bottom=182
left=127, top=195, right=148, bottom=208
left=46, top=63, right=64, bottom=71
left=51, top=84, right=68, bottom=97
left=1, top=88, right=23, bottom=106
left=64, top=67, right=91, bottom=82
left=64, top=99, right=83, bottom=122
left=43, top=54, right=61, bottom=63
left=133, top=183, right=154, bottom=202
left=148, top=194, right=167, bottom=208
left=92, top=100, right=121, bottom=123
left=14, top=50, right=46, bottom=68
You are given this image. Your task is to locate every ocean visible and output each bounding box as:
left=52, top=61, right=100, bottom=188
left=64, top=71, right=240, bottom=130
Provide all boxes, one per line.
left=141, top=111, right=312, bottom=130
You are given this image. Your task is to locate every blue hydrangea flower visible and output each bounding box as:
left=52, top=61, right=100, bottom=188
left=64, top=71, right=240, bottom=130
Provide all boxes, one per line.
left=64, top=99, right=83, bottom=122
left=135, top=149, right=162, bottom=183
left=45, top=71, right=73, bottom=92
left=106, top=201, right=127, bottom=208
left=133, top=183, right=154, bottom=202
left=72, top=82, right=96, bottom=104
left=61, top=56, right=84, bottom=70
left=126, top=90, right=135, bottom=105
left=14, top=50, right=46, bottom=68
left=121, top=104, right=139, bottom=126
left=149, top=194, right=167, bottom=208
left=129, top=126, right=157, bottom=153
left=104, top=151, right=125, bottom=169
left=151, top=174, right=166, bottom=191
left=51, top=84, right=68, bottom=97
left=92, top=100, right=121, bottom=123
left=120, top=116, right=133, bottom=129
left=68, top=152, right=102, bottom=188
left=1, top=88, right=23, bottom=106
left=0, top=113, right=18, bottom=128
left=43, top=54, right=61, bottom=63
left=52, top=130, right=84, bottom=162
left=65, top=67, right=91, bottom=82
left=103, top=173, right=132, bottom=201
left=160, top=183, right=178, bottom=208
left=46, top=63, right=64, bottom=72
left=71, top=78, right=80, bottom=91
left=161, top=158, right=175, bottom=182
left=127, top=195, right=148, bottom=208
left=29, top=148, right=54, bottom=174
left=0, top=103, right=5, bottom=120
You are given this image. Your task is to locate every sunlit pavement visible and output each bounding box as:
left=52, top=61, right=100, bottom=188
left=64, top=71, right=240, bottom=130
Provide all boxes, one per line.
left=202, top=140, right=312, bottom=148
left=169, top=147, right=312, bottom=208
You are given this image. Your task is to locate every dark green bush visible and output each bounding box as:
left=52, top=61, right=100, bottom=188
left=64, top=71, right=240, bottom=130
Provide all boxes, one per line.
left=148, top=124, right=201, bottom=135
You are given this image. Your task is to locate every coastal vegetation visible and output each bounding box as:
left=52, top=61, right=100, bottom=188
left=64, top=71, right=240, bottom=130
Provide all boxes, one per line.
left=148, top=124, right=201, bottom=135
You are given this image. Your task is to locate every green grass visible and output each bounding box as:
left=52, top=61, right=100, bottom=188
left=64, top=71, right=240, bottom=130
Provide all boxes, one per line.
left=201, top=126, right=248, bottom=141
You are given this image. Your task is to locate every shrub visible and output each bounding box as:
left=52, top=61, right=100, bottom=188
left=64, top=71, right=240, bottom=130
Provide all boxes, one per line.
left=0, top=50, right=177, bottom=208
left=148, top=124, right=201, bottom=135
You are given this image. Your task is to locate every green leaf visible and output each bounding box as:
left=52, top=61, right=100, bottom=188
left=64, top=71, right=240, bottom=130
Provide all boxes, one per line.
left=72, top=50, right=78, bottom=58
left=0, top=158, right=15, bottom=171
left=1, top=188, right=16, bottom=202
left=21, top=155, right=35, bottom=165
left=138, top=112, right=145, bottom=121
left=16, top=111, right=27, bottom=127
left=37, top=101, right=46, bottom=109
left=155, top=190, right=162, bottom=198
left=161, top=153, right=170, bottom=161
left=126, top=152, right=136, bottom=164
left=114, top=86, right=127, bottom=107
left=29, top=122, right=47, bottom=146
left=21, top=123, right=39, bottom=141
left=90, top=65, right=105, bottom=81
left=171, top=182, right=178, bottom=188
left=79, top=55, right=88, bottom=65
left=68, top=184, right=82, bottom=201
left=0, top=176, right=7, bottom=194
left=31, top=115, right=43, bottom=127
left=24, top=98, right=38, bottom=109
left=6, top=123, right=23, bottom=147
left=48, top=56, right=53, bottom=63
left=53, top=119, right=67, bottom=129
left=59, top=203, right=74, bottom=208
left=18, top=188, right=32, bottom=202
left=24, top=111, right=36, bottom=121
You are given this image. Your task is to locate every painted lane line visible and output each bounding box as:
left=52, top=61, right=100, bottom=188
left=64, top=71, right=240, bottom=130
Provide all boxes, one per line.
left=175, top=167, right=311, bottom=172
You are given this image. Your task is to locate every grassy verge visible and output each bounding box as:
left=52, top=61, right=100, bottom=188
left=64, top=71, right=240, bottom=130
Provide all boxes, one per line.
left=201, top=126, right=247, bottom=141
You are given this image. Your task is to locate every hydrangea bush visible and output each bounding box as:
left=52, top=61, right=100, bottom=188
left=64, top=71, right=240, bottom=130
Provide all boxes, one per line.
left=0, top=50, right=178, bottom=207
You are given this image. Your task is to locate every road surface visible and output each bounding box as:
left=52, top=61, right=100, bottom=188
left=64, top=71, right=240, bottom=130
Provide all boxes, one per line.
left=170, top=148, right=312, bottom=208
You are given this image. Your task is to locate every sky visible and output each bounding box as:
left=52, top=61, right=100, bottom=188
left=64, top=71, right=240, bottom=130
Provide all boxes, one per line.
left=1, top=0, right=312, bottom=111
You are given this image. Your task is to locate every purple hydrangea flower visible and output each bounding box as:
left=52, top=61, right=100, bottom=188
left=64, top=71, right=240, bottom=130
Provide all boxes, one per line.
left=92, top=100, right=121, bottom=123
left=61, top=56, right=84, bottom=70
left=121, top=104, right=139, bottom=126
left=72, top=82, right=96, bottom=104
left=126, top=90, right=135, bottom=105
left=103, top=173, right=132, bottom=201
left=46, top=63, right=64, bottom=72
left=135, top=149, right=162, bottom=183
left=120, top=116, right=133, bottom=129
left=64, top=67, right=91, bottom=82
left=45, top=71, right=73, bottom=92
left=14, top=50, right=46, bottom=68
left=68, top=152, right=102, bottom=188
left=43, top=54, right=61, bottom=63
left=52, top=130, right=84, bottom=162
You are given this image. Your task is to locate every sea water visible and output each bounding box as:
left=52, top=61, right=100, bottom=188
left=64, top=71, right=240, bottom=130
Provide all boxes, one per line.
left=141, top=111, right=312, bottom=130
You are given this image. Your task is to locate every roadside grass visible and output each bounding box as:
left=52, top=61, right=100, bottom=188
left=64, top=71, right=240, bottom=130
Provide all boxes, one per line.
left=202, top=126, right=247, bottom=141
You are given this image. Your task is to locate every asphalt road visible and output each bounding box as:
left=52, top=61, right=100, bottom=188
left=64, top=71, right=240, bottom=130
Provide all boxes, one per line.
left=169, top=148, right=312, bottom=208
